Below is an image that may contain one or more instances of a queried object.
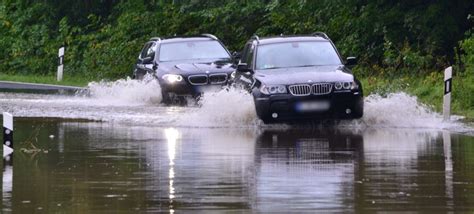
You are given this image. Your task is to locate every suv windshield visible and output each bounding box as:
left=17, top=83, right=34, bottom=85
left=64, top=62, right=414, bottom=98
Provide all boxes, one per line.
left=256, top=41, right=342, bottom=70
left=159, top=40, right=230, bottom=62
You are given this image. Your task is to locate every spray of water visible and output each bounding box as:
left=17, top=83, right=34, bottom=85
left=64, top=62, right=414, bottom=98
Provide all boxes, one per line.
left=358, top=92, right=460, bottom=129
left=177, top=87, right=262, bottom=128
left=82, top=75, right=162, bottom=106
left=0, top=74, right=469, bottom=131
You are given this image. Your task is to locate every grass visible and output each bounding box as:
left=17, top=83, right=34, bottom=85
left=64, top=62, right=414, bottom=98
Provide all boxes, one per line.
left=0, top=74, right=92, bottom=87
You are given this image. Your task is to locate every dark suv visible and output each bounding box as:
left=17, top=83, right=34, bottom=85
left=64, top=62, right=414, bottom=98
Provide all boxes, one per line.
left=232, top=32, right=363, bottom=123
left=133, top=34, right=235, bottom=103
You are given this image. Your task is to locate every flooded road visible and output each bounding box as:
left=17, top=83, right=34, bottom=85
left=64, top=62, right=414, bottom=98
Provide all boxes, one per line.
left=1, top=78, right=473, bottom=212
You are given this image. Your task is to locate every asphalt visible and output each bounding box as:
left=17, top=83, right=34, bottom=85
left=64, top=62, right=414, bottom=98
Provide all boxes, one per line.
left=0, top=81, right=85, bottom=94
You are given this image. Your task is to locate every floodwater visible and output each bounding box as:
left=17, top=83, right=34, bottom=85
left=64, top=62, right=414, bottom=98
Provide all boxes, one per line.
left=1, top=78, right=474, bottom=213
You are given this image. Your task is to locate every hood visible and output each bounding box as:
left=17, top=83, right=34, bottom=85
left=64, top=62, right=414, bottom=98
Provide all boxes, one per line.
left=158, top=59, right=234, bottom=76
left=254, top=65, right=354, bottom=85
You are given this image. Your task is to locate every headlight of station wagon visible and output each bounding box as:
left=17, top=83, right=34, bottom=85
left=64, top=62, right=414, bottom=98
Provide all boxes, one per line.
left=162, top=74, right=183, bottom=84
left=260, top=84, right=287, bottom=95
left=335, top=81, right=358, bottom=90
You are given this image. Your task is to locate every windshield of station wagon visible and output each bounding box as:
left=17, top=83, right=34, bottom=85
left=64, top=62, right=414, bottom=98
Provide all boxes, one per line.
left=256, top=41, right=342, bottom=70
left=159, top=40, right=230, bottom=62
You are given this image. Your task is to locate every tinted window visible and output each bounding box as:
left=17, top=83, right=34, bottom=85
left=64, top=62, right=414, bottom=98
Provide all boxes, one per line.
left=140, top=42, right=153, bottom=59
left=255, top=41, right=342, bottom=70
left=159, top=40, right=230, bottom=62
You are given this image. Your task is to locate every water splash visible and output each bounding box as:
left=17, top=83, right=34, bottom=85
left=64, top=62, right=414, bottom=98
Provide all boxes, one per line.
left=178, top=87, right=262, bottom=128
left=81, top=75, right=162, bottom=106
left=358, top=92, right=461, bottom=130
left=0, top=76, right=469, bottom=131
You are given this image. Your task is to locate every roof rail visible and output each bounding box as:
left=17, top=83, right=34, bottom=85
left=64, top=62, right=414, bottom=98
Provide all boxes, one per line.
left=201, top=34, right=218, bottom=40
left=312, top=32, right=329, bottom=40
left=150, top=37, right=162, bottom=42
left=251, top=35, right=260, bottom=43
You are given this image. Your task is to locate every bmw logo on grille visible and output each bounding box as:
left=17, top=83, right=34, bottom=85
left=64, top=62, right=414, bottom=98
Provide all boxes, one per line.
left=205, top=71, right=210, bottom=74
left=308, top=80, right=313, bottom=83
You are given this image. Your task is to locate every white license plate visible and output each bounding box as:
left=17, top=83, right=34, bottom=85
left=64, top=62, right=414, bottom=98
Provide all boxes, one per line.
left=195, top=85, right=223, bottom=93
left=295, top=101, right=330, bottom=112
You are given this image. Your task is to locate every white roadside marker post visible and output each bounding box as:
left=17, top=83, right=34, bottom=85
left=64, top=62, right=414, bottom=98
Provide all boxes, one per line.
left=443, top=66, right=452, bottom=121
left=57, top=46, right=65, bottom=82
left=3, top=112, right=14, bottom=159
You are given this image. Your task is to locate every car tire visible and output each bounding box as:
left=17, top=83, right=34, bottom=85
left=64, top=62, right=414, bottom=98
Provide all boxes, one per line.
left=161, top=91, right=171, bottom=104
left=261, top=117, right=272, bottom=124
left=353, top=98, right=364, bottom=119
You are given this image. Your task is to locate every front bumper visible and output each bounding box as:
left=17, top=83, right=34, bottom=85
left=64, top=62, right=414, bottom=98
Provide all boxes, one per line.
left=253, top=90, right=363, bottom=122
left=160, top=81, right=226, bottom=97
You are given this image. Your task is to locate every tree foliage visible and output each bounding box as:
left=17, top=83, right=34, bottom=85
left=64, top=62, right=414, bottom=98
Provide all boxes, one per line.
left=0, top=0, right=472, bottom=79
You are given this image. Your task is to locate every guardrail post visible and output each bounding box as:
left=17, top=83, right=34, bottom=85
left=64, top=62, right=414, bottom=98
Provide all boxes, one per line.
left=57, top=46, right=65, bottom=82
left=3, top=112, right=14, bottom=159
left=443, top=66, right=452, bottom=121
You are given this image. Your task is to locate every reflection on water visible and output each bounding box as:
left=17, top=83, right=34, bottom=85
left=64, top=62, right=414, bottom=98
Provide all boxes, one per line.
left=1, top=120, right=474, bottom=212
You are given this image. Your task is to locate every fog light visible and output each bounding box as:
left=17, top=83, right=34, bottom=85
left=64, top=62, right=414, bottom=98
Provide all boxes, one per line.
left=272, top=113, right=278, bottom=118
left=346, top=109, right=352, bottom=114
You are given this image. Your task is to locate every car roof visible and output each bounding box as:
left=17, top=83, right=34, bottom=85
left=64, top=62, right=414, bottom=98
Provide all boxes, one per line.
left=252, top=35, right=329, bottom=45
left=150, top=35, right=219, bottom=44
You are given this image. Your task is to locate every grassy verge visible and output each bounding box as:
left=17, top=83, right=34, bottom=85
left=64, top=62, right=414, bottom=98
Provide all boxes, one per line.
left=359, top=71, right=474, bottom=120
left=0, top=74, right=92, bottom=87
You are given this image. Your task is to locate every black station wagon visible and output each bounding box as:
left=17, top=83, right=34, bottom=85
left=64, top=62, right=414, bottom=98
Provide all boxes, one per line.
left=232, top=32, right=364, bottom=123
left=133, top=34, right=235, bottom=103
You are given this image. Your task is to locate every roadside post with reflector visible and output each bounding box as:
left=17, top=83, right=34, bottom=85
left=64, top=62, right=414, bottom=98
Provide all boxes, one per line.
left=443, top=67, right=452, bottom=121
left=3, top=112, right=14, bottom=159
left=57, top=46, right=65, bottom=81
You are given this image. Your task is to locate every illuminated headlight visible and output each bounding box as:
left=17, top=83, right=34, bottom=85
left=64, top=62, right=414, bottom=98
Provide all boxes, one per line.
left=260, top=85, right=287, bottom=95
left=162, top=74, right=183, bottom=83
left=335, top=82, right=357, bottom=90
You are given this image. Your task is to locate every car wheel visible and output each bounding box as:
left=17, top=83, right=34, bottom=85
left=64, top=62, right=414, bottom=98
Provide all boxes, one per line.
left=261, top=117, right=272, bottom=124
left=161, top=91, right=171, bottom=104
left=353, top=99, right=364, bottom=119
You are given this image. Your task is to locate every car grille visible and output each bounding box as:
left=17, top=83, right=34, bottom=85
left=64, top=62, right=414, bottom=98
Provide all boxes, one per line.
left=209, top=74, right=227, bottom=84
left=289, top=83, right=333, bottom=96
left=289, top=84, right=311, bottom=96
left=312, top=83, right=332, bottom=95
left=188, top=75, right=208, bottom=85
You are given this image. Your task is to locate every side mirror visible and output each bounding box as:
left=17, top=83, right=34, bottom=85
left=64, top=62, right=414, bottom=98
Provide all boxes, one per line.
left=142, top=52, right=155, bottom=64
left=232, top=51, right=242, bottom=62
left=346, top=56, right=357, bottom=67
left=142, top=56, right=153, bottom=64
left=237, top=63, right=252, bottom=73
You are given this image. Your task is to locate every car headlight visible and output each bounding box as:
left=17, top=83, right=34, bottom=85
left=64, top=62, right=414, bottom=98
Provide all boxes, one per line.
left=334, top=81, right=357, bottom=90
left=162, top=74, right=183, bottom=83
left=260, top=84, right=287, bottom=95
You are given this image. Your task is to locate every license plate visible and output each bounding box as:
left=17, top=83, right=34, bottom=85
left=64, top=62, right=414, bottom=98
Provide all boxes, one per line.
left=195, top=85, right=223, bottom=93
left=295, top=101, right=330, bottom=112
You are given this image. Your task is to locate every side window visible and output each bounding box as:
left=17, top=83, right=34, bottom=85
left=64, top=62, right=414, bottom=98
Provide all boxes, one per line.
left=147, top=42, right=157, bottom=57
left=240, top=43, right=252, bottom=64
left=139, top=42, right=154, bottom=59
left=246, top=44, right=255, bottom=67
